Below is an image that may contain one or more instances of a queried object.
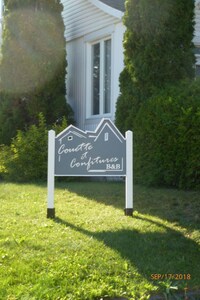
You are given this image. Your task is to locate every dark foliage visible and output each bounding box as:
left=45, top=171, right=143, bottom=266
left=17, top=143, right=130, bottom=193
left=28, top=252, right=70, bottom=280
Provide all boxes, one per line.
left=134, top=79, right=200, bottom=190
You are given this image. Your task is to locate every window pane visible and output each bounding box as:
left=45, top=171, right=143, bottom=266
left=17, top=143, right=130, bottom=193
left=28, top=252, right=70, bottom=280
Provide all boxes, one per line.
left=92, top=43, right=100, bottom=115
left=104, top=39, right=111, bottom=114
left=196, top=64, right=200, bottom=77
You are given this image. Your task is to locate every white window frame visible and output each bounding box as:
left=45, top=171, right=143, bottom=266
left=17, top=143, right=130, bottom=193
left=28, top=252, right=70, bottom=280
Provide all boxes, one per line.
left=85, top=27, right=114, bottom=119
left=195, top=53, right=200, bottom=77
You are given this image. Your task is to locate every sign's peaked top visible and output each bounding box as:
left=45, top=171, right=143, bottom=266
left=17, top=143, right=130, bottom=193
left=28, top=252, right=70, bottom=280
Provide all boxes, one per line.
left=56, top=118, right=125, bottom=142
left=56, top=124, right=88, bottom=141
left=92, top=118, right=125, bottom=143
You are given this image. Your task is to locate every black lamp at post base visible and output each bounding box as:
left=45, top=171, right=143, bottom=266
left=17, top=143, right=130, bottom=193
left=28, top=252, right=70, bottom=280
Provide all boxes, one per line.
left=124, top=208, right=133, bottom=217
left=47, top=208, right=55, bottom=219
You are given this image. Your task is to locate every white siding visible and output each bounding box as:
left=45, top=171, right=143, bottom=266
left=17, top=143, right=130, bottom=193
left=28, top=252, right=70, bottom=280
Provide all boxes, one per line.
left=194, top=0, right=200, bottom=46
left=61, top=0, right=125, bottom=131
left=0, top=1, right=3, bottom=47
left=61, top=0, right=121, bottom=42
left=112, top=22, right=125, bottom=117
left=0, top=21, right=1, bottom=39
left=66, top=37, right=86, bottom=129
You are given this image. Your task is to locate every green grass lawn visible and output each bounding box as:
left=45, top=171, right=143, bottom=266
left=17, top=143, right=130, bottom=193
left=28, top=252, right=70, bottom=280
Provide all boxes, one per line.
left=0, top=181, right=199, bottom=300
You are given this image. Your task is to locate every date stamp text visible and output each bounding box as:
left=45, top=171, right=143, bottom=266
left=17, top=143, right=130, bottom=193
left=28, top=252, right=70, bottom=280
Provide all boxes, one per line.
left=151, top=274, right=191, bottom=280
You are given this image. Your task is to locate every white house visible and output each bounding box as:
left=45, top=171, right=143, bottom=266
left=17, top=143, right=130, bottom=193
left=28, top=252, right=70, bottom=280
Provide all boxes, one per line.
left=61, top=0, right=200, bottom=131
left=194, top=0, right=200, bottom=76
left=60, top=0, right=125, bottom=131
left=0, top=0, right=4, bottom=47
left=0, top=1, right=199, bottom=126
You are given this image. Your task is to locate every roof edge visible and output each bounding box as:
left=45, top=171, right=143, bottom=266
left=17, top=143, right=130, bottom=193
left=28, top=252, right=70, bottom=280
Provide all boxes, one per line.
left=88, top=0, right=124, bottom=19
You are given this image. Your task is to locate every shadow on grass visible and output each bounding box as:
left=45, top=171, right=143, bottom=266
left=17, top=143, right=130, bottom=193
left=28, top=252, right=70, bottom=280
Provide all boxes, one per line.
left=56, top=180, right=125, bottom=208
left=54, top=214, right=200, bottom=292
left=57, top=181, right=200, bottom=232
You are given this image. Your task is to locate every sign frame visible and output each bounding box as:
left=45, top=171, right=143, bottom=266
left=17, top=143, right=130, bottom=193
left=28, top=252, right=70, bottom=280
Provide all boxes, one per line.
left=47, top=119, right=133, bottom=218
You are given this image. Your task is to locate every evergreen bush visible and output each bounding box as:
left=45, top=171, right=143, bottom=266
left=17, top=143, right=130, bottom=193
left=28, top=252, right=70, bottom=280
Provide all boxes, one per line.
left=115, top=68, right=141, bottom=134
left=115, top=0, right=195, bottom=133
left=0, top=0, right=73, bottom=144
left=0, top=113, right=68, bottom=182
left=134, top=79, right=200, bottom=190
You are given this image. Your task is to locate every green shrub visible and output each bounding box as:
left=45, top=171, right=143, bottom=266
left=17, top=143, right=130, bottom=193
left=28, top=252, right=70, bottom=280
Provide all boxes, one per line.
left=115, top=0, right=195, bottom=134
left=115, top=68, right=142, bottom=134
left=0, top=113, right=68, bottom=182
left=0, top=145, right=11, bottom=179
left=133, top=79, right=200, bottom=190
left=0, top=0, right=72, bottom=145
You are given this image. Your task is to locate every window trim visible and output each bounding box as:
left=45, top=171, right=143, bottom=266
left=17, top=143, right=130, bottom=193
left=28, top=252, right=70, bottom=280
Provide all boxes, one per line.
left=195, top=53, right=200, bottom=77
left=85, top=33, right=113, bottom=119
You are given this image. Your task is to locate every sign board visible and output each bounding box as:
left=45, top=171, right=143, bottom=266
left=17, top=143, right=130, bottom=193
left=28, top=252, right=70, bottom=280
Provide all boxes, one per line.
left=47, top=119, right=133, bottom=218
left=55, top=119, right=126, bottom=176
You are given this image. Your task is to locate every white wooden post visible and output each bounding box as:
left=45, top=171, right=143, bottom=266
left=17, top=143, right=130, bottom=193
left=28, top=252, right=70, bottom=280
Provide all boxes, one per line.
left=125, top=130, right=133, bottom=216
left=47, top=130, right=55, bottom=218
